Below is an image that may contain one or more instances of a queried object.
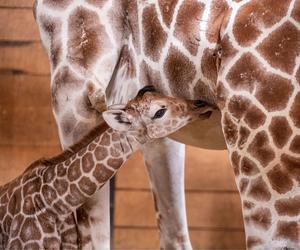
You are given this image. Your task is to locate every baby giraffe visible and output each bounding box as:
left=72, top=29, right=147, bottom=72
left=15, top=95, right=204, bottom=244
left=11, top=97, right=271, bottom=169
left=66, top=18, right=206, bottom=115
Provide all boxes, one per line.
left=0, top=86, right=213, bottom=249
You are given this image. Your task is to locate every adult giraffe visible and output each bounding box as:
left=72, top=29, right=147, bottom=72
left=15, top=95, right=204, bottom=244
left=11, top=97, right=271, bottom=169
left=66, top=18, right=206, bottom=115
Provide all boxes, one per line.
left=34, top=0, right=300, bottom=249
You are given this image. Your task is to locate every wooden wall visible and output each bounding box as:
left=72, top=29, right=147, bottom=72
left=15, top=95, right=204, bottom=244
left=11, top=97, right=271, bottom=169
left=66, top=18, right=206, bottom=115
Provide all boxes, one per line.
left=0, top=1, right=245, bottom=249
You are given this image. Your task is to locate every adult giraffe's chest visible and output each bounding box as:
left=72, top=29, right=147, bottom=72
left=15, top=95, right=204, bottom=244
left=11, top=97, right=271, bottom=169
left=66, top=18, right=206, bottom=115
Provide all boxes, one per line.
left=131, top=0, right=228, bottom=103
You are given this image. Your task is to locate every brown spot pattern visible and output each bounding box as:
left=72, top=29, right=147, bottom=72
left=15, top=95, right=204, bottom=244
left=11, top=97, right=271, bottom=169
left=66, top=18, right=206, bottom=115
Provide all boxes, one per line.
left=222, top=113, right=238, bottom=146
left=275, top=195, right=300, bottom=216
left=68, top=7, right=110, bottom=69
left=93, top=164, right=114, bottom=183
left=23, top=197, right=35, bottom=215
left=247, top=236, right=263, bottom=248
left=174, top=0, right=205, bottom=55
left=228, top=95, right=251, bottom=119
left=248, top=177, right=271, bottom=201
left=57, top=163, right=66, bottom=177
left=43, top=237, right=60, bottom=249
left=107, top=158, right=123, bottom=169
left=290, top=135, right=300, bottom=153
left=37, top=211, right=55, bottom=234
left=142, top=5, right=167, bottom=61
left=233, top=0, right=291, bottom=46
left=86, top=0, right=107, bottom=7
left=99, top=133, right=110, bottom=146
left=248, top=208, right=271, bottom=230
left=275, top=221, right=299, bottom=243
left=43, top=0, right=73, bottom=9
left=9, top=239, right=22, bottom=249
left=258, top=22, right=300, bottom=74
left=24, top=242, right=40, bottom=249
left=239, top=178, right=249, bottom=193
left=227, top=53, right=293, bottom=112
left=53, top=200, right=69, bottom=214
left=66, top=184, right=86, bottom=207
left=231, top=151, right=241, bottom=176
left=94, top=146, right=108, bottom=161
left=238, top=126, right=250, bottom=149
left=53, top=179, right=68, bottom=196
left=40, top=16, right=62, bottom=69
left=241, top=157, right=259, bottom=176
left=158, top=0, right=178, bottom=27
left=281, top=154, right=300, bottom=184
left=20, top=218, right=41, bottom=242
left=269, top=117, right=292, bottom=148
left=206, top=0, right=228, bottom=43
left=10, top=214, right=24, bottom=238
left=78, top=177, right=97, bottom=196
left=164, top=46, right=196, bottom=98
left=42, top=185, right=57, bottom=205
left=82, top=152, right=94, bottom=173
left=291, top=0, right=300, bottom=23
left=23, top=178, right=41, bottom=197
left=244, top=105, right=266, bottom=129
left=243, top=201, right=255, bottom=210
left=43, top=166, right=55, bottom=183
left=67, top=159, right=81, bottom=181
left=248, top=131, right=275, bottom=167
left=61, top=227, right=77, bottom=244
left=290, top=92, right=300, bottom=128
left=267, top=164, right=293, bottom=194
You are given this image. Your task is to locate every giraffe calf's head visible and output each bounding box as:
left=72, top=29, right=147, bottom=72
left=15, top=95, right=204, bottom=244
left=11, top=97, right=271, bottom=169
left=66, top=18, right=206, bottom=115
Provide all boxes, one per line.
left=103, top=86, right=214, bottom=142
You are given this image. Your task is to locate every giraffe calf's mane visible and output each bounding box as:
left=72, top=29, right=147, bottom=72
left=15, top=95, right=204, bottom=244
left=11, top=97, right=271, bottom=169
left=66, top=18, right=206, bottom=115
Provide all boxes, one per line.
left=28, top=123, right=109, bottom=169
left=136, top=85, right=157, bottom=97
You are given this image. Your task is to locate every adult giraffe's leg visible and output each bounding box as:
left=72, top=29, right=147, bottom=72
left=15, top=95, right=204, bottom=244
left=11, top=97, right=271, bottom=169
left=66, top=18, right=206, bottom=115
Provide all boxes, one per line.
left=216, top=0, right=300, bottom=247
left=48, top=63, right=112, bottom=249
left=142, top=138, right=192, bottom=250
left=55, top=111, right=111, bottom=250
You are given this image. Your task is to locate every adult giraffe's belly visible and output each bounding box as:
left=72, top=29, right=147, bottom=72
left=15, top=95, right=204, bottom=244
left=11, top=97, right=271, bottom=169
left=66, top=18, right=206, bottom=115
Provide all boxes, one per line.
left=168, top=110, right=226, bottom=150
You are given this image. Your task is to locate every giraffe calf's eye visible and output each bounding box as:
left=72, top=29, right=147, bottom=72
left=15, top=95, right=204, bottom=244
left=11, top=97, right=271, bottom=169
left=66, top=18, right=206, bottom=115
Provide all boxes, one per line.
left=152, top=108, right=167, bottom=119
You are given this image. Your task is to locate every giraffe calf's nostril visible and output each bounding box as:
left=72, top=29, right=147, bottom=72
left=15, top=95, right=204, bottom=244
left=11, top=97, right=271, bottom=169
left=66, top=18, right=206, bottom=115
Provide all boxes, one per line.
left=194, top=100, right=208, bottom=108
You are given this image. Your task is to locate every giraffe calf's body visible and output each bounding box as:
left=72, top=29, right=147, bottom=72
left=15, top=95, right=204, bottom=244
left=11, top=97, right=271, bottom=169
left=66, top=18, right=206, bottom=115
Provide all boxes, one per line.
left=0, top=87, right=213, bottom=249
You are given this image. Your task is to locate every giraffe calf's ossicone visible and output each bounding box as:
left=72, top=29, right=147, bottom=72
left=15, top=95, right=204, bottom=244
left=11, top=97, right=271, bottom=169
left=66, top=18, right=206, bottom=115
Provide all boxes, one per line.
left=0, top=87, right=213, bottom=249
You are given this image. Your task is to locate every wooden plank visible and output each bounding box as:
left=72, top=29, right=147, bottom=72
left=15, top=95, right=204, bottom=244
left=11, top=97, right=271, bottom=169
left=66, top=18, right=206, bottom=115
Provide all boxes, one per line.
left=0, top=74, right=58, bottom=146
left=114, top=190, right=244, bottom=229
left=115, top=151, right=150, bottom=189
left=0, top=145, right=61, bottom=185
left=0, top=42, right=50, bottom=75
left=114, top=228, right=246, bottom=249
left=0, top=106, right=59, bottom=146
left=0, top=9, right=39, bottom=41
left=185, top=147, right=236, bottom=190
left=0, top=0, right=35, bottom=8
left=0, top=75, right=51, bottom=107
left=116, top=148, right=237, bottom=191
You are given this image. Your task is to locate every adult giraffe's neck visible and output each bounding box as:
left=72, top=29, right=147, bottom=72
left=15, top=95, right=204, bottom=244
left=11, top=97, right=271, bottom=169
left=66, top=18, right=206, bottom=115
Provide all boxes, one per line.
left=40, top=123, right=140, bottom=213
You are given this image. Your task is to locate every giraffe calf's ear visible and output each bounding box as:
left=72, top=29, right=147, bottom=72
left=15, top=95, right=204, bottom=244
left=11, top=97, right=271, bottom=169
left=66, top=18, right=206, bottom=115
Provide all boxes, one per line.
left=103, top=110, right=132, bottom=132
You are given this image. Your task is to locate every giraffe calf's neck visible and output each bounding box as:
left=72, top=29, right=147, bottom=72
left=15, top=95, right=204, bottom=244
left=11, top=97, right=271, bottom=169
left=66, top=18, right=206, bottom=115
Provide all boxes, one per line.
left=0, top=87, right=213, bottom=249
left=0, top=123, right=138, bottom=249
